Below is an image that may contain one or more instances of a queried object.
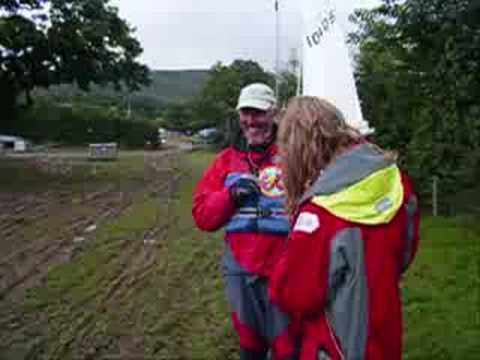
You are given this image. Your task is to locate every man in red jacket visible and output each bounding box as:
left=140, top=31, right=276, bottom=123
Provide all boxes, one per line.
left=192, top=83, right=297, bottom=360
left=270, top=96, right=420, bottom=360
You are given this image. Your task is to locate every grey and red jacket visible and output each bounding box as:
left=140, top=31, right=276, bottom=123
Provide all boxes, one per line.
left=269, top=143, right=420, bottom=360
left=192, top=143, right=289, bottom=278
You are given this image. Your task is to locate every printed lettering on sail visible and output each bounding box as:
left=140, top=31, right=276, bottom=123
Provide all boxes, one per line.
left=300, top=1, right=373, bottom=135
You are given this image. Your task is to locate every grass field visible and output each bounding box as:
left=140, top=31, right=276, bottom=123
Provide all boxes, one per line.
left=403, top=216, right=480, bottom=359
left=0, top=150, right=478, bottom=359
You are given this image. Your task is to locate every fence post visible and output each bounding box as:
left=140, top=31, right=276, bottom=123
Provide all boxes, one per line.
left=432, top=175, right=438, bottom=216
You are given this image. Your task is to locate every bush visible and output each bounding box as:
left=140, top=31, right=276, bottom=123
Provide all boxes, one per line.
left=2, top=100, right=157, bottom=148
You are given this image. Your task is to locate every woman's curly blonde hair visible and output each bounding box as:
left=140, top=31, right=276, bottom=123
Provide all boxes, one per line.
left=278, top=96, right=362, bottom=216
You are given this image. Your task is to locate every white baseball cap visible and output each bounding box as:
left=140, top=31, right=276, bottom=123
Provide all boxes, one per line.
left=236, top=83, right=277, bottom=111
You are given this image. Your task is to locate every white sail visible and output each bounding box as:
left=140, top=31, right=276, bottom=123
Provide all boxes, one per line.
left=300, top=0, right=373, bottom=135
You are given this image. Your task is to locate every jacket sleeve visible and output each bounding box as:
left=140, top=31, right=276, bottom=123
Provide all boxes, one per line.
left=401, top=173, right=421, bottom=272
left=192, top=153, right=236, bottom=232
left=269, top=204, right=331, bottom=318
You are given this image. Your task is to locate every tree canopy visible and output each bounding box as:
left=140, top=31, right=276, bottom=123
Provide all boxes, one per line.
left=191, top=60, right=275, bottom=128
left=184, top=59, right=297, bottom=133
left=0, top=0, right=150, bottom=119
left=351, top=0, right=480, bottom=196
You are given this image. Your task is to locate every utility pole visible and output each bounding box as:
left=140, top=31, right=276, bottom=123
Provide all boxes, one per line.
left=274, top=0, right=280, bottom=102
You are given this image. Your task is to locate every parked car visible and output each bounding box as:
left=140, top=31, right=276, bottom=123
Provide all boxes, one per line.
left=193, top=128, right=221, bottom=144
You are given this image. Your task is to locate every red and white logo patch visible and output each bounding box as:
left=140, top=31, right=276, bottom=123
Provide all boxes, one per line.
left=293, top=212, right=320, bottom=233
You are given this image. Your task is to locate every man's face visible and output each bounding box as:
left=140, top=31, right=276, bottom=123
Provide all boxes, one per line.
left=239, top=107, right=275, bottom=146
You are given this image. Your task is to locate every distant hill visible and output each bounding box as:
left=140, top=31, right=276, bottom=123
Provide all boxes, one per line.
left=34, top=69, right=211, bottom=111
left=147, top=70, right=211, bottom=103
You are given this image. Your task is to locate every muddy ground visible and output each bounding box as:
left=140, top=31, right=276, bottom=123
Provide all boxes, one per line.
left=0, top=148, right=199, bottom=359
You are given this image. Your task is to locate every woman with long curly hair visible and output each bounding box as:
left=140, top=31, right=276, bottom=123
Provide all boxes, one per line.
left=269, top=96, right=420, bottom=360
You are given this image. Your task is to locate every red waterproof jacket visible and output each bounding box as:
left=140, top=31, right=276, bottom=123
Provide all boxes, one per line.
left=269, top=144, right=420, bottom=360
left=192, top=143, right=289, bottom=277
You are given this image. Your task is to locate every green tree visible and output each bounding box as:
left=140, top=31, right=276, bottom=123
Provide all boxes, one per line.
left=162, top=102, right=195, bottom=132
left=277, top=48, right=300, bottom=107
left=0, top=0, right=150, bottom=125
left=277, top=70, right=298, bottom=108
left=192, top=60, right=275, bottom=129
left=351, top=0, right=480, bottom=196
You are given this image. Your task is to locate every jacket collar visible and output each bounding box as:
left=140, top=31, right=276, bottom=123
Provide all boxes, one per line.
left=299, top=143, right=403, bottom=225
left=300, top=143, right=394, bottom=204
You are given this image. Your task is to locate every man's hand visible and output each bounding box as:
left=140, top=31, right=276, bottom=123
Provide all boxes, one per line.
left=229, top=177, right=261, bottom=207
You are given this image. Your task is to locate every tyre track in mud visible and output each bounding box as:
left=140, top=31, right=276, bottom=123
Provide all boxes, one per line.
left=0, top=151, right=182, bottom=299
left=0, top=156, right=179, bottom=301
left=0, top=188, right=131, bottom=300
left=0, top=151, right=190, bottom=359
left=0, top=148, right=181, bottom=243
left=19, top=170, right=186, bottom=360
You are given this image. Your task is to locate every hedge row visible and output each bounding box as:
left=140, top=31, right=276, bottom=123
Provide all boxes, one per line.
left=2, top=101, right=158, bottom=148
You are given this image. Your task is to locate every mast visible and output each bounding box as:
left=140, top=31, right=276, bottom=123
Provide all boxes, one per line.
left=274, top=0, right=280, bottom=101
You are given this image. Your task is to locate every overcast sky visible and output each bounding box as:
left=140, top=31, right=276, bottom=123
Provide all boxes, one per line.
left=111, top=0, right=380, bottom=71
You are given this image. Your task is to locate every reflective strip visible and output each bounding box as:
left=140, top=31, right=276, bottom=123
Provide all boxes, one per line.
left=238, top=207, right=258, bottom=212
left=402, top=195, right=418, bottom=272
left=238, top=207, right=286, bottom=215
left=327, top=228, right=367, bottom=360
left=233, top=214, right=258, bottom=219
left=233, top=213, right=288, bottom=220
left=235, top=207, right=287, bottom=220
left=325, top=313, right=345, bottom=360
left=312, top=165, right=404, bottom=225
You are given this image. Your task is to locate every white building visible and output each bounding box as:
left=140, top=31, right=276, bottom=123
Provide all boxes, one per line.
left=0, top=135, right=31, bottom=152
